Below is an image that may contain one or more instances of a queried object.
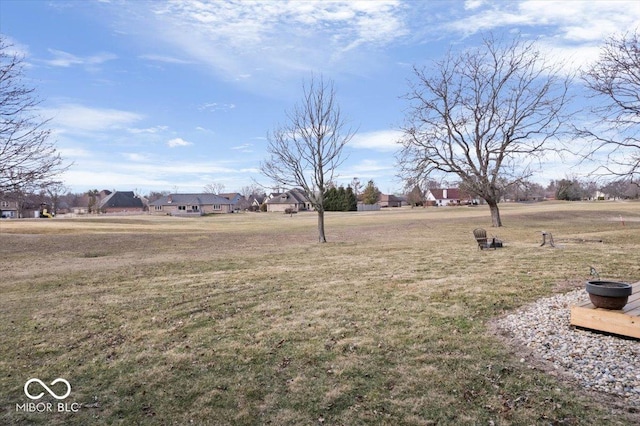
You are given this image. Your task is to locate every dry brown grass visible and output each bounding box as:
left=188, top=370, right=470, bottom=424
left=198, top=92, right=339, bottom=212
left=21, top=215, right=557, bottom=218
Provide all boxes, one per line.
left=1, top=201, right=639, bottom=425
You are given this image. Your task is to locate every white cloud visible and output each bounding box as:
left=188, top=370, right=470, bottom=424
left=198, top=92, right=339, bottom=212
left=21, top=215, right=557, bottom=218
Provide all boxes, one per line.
left=43, top=103, right=143, bottom=133
left=139, top=54, right=193, bottom=64
left=62, top=168, right=172, bottom=191
left=349, top=159, right=394, bottom=173
left=199, top=102, right=236, bottom=112
left=122, top=152, right=152, bottom=162
left=129, top=125, right=169, bottom=134
left=465, top=0, right=486, bottom=10
left=337, top=158, right=398, bottom=189
left=60, top=156, right=260, bottom=192
left=167, top=137, right=193, bottom=148
left=429, top=1, right=640, bottom=75
left=231, top=143, right=254, bottom=153
left=120, top=0, right=408, bottom=87
left=43, top=49, right=117, bottom=68
left=350, top=129, right=403, bottom=152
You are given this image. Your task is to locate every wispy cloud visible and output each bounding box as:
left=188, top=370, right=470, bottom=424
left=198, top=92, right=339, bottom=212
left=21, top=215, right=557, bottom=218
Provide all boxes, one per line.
left=61, top=157, right=258, bottom=192
left=337, top=158, right=397, bottom=187
left=449, top=1, right=640, bottom=37
left=122, top=152, right=153, bottom=162
left=129, top=125, right=169, bottom=134
left=350, top=130, right=402, bottom=152
left=349, top=159, right=394, bottom=174
left=167, top=137, right=193, bottom=148
left=42, top=103, right=143, bottom=133
left=231, top=143, right=254, bottom=153
left=43, top=49, right=117, bottom=68
left=118, top=0, right=408, bottom=88
left=139, top=54, right=193, bottom=64
left=442, top=1, right=640, bottom=70
left=199, top=102, right=236, bottom=112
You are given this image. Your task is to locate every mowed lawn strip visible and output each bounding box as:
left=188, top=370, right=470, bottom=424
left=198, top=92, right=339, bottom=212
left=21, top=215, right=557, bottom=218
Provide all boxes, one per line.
left=1, top=201, right=639, bottom=425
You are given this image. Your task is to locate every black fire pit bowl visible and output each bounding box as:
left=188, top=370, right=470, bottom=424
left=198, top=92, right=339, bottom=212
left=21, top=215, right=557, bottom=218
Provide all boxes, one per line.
left=585, top=280, right=632, bottom=310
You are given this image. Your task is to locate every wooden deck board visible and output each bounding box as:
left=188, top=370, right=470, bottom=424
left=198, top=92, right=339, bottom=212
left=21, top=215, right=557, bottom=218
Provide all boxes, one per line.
left=570, top=281, right=640, bottom=339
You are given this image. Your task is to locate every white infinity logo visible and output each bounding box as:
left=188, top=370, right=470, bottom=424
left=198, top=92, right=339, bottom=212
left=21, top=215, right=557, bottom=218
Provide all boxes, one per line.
left=24, top=378, right=71, bottom=400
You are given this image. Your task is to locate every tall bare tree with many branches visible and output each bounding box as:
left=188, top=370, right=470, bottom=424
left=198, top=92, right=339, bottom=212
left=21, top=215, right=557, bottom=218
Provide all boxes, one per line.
left=261, top=76, right=355, bottom=242
left=0, top=37, right=66, bottom=194
left=398, top=35, right=572, bottom=227
left=578, top=30, right=640, bottom=185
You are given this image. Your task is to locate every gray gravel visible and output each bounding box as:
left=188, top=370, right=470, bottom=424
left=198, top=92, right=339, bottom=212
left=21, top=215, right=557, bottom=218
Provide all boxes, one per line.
left=495, top=289, right=640, bottom=406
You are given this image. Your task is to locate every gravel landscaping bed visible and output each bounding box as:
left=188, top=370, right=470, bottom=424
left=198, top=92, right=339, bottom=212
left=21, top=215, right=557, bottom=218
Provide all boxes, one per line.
left=495, top=289, right=640, bottom=406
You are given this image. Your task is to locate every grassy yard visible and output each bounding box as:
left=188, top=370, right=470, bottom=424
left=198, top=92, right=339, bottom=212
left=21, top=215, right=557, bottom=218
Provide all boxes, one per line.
left=1, top=201, right=639, bottom=425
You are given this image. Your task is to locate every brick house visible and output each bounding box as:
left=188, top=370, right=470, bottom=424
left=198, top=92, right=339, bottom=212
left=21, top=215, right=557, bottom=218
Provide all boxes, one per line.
left=149, top=193, right=234, bottom=215
left=98, top=191, right=145, bottom=214
left=378, top=194, right=404, bottom=207
left=265, top=188, right=311, bottom=212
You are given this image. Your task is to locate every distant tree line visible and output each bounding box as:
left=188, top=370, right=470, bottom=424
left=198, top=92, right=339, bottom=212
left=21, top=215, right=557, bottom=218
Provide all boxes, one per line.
left=501, top=177, right=638, bottom=201
left=552, top=178, right=639, bottom=201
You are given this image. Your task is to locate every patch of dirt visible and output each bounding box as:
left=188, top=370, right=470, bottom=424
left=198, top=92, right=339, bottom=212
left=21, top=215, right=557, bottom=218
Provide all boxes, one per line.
left=552, top=279, right=585, bottom=293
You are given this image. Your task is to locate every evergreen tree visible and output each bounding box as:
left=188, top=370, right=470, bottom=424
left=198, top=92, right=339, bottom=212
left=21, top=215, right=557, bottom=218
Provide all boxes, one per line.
left=323, top=185, right=358, bottom=211
left=337, top=186, right=347, bottom=211
left=323, top=187, right=338, bottom=211
left=362, top=180, right=381, bottom=204
left=346, top=185, right=357, bottom=211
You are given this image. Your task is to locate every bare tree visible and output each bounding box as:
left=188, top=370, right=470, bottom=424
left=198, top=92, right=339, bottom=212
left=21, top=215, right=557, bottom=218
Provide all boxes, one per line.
left=397, top=34, right=572, bottom=227
left=203, top=182, right=226, bottom=194
left=579, top=30, right=640, bottom=186
left=240, top=184, right=260, bottom=199
left=0, top=37, right=67, bottom=194
left=43, top=181, right=68, bottom=214
left=261, top=75, right=355, bottom=242
left=350, top=177, right=362, bottom=199
left=86, top=189, right=100, bottom=214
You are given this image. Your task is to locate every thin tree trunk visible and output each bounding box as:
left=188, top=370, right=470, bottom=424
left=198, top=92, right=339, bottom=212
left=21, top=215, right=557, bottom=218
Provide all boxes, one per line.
left=317, top=210, right=327, bottom=243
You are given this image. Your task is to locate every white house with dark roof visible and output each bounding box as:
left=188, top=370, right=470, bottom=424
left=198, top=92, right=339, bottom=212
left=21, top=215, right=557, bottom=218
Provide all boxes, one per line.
left=149, top=193, right=234, bottom=215
left=425, top=188, right=479, bottom=206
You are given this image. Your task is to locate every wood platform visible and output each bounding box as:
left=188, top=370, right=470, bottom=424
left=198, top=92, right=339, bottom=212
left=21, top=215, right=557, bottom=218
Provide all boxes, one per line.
left=570, top=281, right=640, bottom=339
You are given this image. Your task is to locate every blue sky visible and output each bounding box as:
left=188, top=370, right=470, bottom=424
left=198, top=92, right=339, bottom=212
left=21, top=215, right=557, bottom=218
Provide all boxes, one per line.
left=1, top=0, right=639, bottom=195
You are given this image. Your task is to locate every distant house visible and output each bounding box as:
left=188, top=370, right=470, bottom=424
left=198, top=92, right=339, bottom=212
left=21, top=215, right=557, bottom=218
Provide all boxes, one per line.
left=248, top=194, right=267, bottom=211
left=98, top=191, right=145, bottom=214
left=74, top=189, right=112, bottom=214
left=149, top=193, right=234, bottom=215
left=425, top=188, right=478, bottom=206
left=55, top=201, right=71, bottom=215
left=378, top=194, right=404, bottom=208
left=265, top=188, right=311, bottom=212
left=220, top=192, right=251, bottom=211
left=0, top=199, right=19, bottom=218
